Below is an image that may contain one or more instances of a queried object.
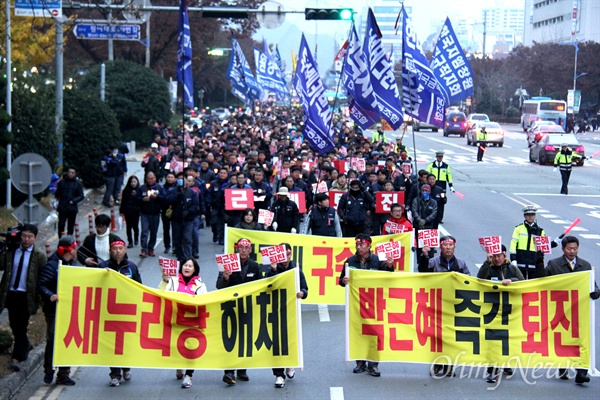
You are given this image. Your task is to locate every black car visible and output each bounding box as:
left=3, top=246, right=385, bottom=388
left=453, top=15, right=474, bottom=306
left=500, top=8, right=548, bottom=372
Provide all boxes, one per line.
left=529, top=133, right=585, bottom=166
left=444, top=112, right=467, bottom=137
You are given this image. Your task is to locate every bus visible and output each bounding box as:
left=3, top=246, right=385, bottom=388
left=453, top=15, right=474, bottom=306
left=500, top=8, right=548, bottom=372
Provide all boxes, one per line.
left=521, top=97, right=567, bottom=131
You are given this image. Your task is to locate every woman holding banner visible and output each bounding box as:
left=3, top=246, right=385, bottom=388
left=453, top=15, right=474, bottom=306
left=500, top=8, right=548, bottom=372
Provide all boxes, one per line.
left=159, top=258, right=207, bottom=389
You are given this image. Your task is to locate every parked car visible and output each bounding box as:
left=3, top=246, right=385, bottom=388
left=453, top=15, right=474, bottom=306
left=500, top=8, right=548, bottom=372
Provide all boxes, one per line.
left=413, top=119, right=438, bottom=132
left=529, top=133, right=585, bottom=166
left=443, top=111, right=467, bottom=137
left=466, top=113, right=489, bottom=129
left=526, top=124, right=564, bottom=147
left=467, top=122, right=505, bottom=147
left=527, top=120, right=556, bottom=134
left=212, top=107, right=231, bottom=120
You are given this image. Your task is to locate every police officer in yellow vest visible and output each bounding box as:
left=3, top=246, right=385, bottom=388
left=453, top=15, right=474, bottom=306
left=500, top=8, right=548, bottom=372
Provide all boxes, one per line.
left=476, top=126, right=487, bottom=162
left=509, top=205, right=557, bottom=279
left=426, top=151, right=454, bottom=224
left=371, top=123, right=388, bottom=144
left=553, top=143, right=582, bottom=195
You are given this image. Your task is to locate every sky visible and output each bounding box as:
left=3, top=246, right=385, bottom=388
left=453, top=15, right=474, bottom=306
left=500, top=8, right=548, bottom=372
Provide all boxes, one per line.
left=255, top=0, right=525, bottom=75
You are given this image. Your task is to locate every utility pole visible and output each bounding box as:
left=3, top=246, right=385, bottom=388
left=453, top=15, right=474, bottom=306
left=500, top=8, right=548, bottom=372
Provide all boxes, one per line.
left=482, top=10, right=487, bottom=57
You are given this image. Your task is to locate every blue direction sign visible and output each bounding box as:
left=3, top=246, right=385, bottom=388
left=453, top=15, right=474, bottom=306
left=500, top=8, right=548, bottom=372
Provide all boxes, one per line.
left=74, top=24, right=141, bottom=41
left=15, top=0, right=61, bottom=17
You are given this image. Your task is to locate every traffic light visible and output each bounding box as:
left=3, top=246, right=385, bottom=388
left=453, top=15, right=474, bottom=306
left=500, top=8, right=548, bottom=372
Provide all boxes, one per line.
left=305, top=8, right=353, bottom=20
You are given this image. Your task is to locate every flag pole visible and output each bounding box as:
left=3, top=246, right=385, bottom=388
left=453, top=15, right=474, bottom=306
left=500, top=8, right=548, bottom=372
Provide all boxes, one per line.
left=330, top=22, right=353, bottom=135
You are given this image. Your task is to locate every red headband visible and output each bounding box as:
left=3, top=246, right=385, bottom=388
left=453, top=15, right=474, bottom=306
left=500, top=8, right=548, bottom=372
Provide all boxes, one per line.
left=356, top=238, right=371, bottom=246
left=236, top=239, right=252, bottom=247
left=441, top=238, right=456, bottom=244
left=110, top=240, right=126, bottom=248
left=57, top=243, right=77, bottom=256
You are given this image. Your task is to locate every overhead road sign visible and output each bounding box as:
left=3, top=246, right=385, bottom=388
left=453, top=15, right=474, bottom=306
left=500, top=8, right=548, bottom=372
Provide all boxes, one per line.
left=74, top=24, right=141, bottom=41
left=15, top=0, right=61, bottom=17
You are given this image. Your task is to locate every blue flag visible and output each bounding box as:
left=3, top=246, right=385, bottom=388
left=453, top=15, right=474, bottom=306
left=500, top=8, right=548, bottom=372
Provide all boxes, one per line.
left=254, top=43, right=289, bottom=97
left=363, top=8, right=403, bottom=130
left=226, top=40, right=251, bottom=104
left=274, top=45, right=286, bottom=84
left=293, top=35, right=334, bottom=154
left=401, top=7, right=446, bottom=128
left=176, top=0, right=193, bottom=109
left=431, top=18, right=474, bottom=104
left=227, top=35, right=262, bottom=104
left=342, top=25, right=380, bottom=129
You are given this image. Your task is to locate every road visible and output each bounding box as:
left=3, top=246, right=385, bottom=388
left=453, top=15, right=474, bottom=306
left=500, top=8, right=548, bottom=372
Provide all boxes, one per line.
left=14, top=124, right=600, bottom=399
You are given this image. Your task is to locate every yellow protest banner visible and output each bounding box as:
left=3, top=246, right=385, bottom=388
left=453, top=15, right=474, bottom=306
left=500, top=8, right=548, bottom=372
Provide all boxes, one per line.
left=226, top=227, right=413, bottom=305
left=54, top=266, right=302, bottom=369
left=347, top=269, right=593, bottom=368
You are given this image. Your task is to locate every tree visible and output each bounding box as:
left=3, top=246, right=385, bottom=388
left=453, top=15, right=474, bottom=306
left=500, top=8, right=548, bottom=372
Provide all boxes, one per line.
left=0, top=10, right=57, bottom=67
left=63, top=89, right=121, bottom=188
left=0, top=77, right=11, bottom=187
left=77, top=60, right=172, bottom=131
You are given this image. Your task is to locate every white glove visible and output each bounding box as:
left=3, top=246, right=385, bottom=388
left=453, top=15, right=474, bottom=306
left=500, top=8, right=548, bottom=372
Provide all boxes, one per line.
left=511, top=260, right=517, bottom=268
left=450, top=187, right=455, bottom=193
left=553, top=167, right=557, bottom=172
left=291, top=228, right=297, bottom=234
left=272, top=222, right=278, bottom=231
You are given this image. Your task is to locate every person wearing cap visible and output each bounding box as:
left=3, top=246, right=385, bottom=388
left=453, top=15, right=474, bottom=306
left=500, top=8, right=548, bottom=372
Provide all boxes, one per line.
left=476, top=126, right=487, bottom=162
left=477, top=244, right=523, bottom=383
left=99, top=238, right=142, bottom=386
left=304, top=193, right=342, bottom=237
left=37, top=235, right=79, bottom=386
left=142, top=142, right=162, bottom=179
left=216, top=238, right=263, bottom=385
left=101, top=145, right=128, bottom=208
left=553, top=143, right=582, bottom=195
left=509, top=205, right=556, bottom=279
left=269, top=187, right=300, bottom=233
left=418, top=234, right=469, bottom=377
left=371, top=123, right=388, bottom=144
left=338, top=180, right=374, bottom=237
left=339, top=233, right=394, bottom=377
left=411, top=184, right=438, bottom=231
left=265, top=243, right=308, bottom=388
left=535, top=235, right=599, bottom=385
left=426, top=151, right=454, bottom=223
left=381, top=203, right=412, bottom=235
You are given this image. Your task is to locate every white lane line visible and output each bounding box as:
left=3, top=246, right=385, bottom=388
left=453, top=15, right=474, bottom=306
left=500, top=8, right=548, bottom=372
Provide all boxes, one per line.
left=551, top=219, right=571, bottom=224
left=579, top=234, right=600, bottom=240
left=318, top=304, right=330, bottom=322
left=568, top=227, right=588, bottom=232
left=330, top=387, right=345, bottom=400
left=513, top=193, right=600, bottom=197
left=538, top=214, right=559, bottom=218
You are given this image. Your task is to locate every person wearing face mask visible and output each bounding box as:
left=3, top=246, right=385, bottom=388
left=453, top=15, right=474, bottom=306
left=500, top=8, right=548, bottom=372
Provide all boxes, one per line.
left=411, top=184, right=438, bottom=231
left=304, top=193, right=342, bottom=236
left=102, top=145, right=127, bottom=207
left=337, top=180, right=374, bottom=237
left=167, top=172, right=199, bottom=261
left=160, top=258, right=207, bottom=388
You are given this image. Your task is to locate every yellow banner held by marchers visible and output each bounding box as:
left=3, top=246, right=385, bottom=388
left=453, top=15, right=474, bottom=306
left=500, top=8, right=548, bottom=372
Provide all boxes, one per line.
left=55, top=266, right=301, bottom=369
left=347, top=269, right=593, bottom=369
left=227, top=227, right=413, bottom=305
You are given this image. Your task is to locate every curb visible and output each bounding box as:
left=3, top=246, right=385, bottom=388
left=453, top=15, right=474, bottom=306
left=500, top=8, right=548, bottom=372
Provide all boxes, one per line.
left=0, top=346, right=43, bottom=400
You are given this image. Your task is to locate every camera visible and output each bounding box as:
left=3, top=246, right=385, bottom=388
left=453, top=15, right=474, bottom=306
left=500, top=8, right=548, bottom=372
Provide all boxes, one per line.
left=0, top=225, right=22, bottom=252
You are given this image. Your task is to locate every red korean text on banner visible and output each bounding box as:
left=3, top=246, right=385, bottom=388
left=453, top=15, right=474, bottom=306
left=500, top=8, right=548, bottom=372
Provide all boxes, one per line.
left=478, top=236, right=502, bottom=254
left=288, top=192, right=306, bottom=213
left=328, top=191, right=345, bottom=210
left=258, top=209, right=274, bottom=226
left=317, top=181, right=328, bottom=194
left=375, top=192, right=406, bottom=214
left=401, top=163, right=412, bottom=175
left=260, top=245, right=288, bottom=264
left=418, top=229, right=440, bottom=248
left=375, top=241, right=401, bottom=261
left=225, top=189, right=254, bottom=211
left=158, top=257, right=179, bottom=276
left=350, top=158, right=366, bottom=172
left=332, top=160, right=349, bottom=174
left=302, top=161, right=314, bottom=172
left=534, top=236, right=552, bottom=254
left=215, top=253, right=241, bottom=272
left=280, top=168, right=290, bottom=179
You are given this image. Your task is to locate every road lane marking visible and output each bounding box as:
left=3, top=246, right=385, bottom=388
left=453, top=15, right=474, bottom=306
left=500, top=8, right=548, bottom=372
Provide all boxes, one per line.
left=551, top=219, right=571, bottom=224
left=579, top=234, right=600, bottom=240
left=330, top=387, right=344, bottom=400
left=318, top=304, right=330, bottom=322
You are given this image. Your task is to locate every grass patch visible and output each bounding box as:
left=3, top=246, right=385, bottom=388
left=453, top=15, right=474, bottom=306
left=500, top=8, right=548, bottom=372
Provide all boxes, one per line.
left=0, top=311, right=47, bottom=379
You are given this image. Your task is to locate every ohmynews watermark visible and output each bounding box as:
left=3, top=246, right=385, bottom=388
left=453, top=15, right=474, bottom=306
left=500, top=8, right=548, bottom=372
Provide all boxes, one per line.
left=430, top=352, right=588, bottom=391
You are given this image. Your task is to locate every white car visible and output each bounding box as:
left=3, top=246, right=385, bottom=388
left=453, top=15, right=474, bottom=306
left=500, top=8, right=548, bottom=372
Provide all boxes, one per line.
left=212, top=107, right=231, bottom=120
left=466, top=113, right=489, bottom=129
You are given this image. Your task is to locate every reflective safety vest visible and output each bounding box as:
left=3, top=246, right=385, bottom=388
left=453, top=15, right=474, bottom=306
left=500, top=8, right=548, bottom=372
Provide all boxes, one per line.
left=554, top=150, right=580, bottom=171
left=426, top=162, right=453, bottom=189
left=510, top=222, right=545, bottom=269
left=372, top=130, right=388, bottom=143
left=476, top=130, right=488, bottom=142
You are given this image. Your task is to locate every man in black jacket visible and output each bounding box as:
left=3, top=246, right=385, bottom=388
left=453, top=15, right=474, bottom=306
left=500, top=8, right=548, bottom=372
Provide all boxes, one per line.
left=37, top=235, right=78, bottom=386
left=78, top=214, right=120, bottom=266
left=216, top=238, right=263, bottom=386
left=269, top=187, right=300, bottom=233
left=339, top=233, right=394, bottom=378
left=101, top=145, right=127, bottom=207
left=306, top=193, right=342, bottom=237
left=209, top=168, right=230, bottom=245
left=55, top=167, right=84, bottom=238
left=337, top=180, right=373, bottom=237
left=137, top=172, right=166, bottom=257
left=167, top=172, right=199, bottom=260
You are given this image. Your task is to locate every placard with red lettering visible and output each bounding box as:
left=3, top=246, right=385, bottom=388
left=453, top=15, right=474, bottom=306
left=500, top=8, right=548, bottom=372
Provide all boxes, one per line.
left=401, top=162, right=412, bottom=175
left=302, top=161, right=314, bottom=172
left=280, top=168, right=290, bottom=179
left=287, top=192, right=306, bottom=213
left=375, top=192, right=405, bottom=213
left=260, top=245, right=288, bottom=264
left=478, top=236, right=502, bottom=254
left=317, top=181, right=328, bottom=194
left=158, top=257, right=179, bottom=276
left=350, top=158, right=366, bottom=172
left=417, top=229, right=440, bottom=248
left=375, top=241, right=401, bottom=261
left=533, top=236, right=552, bottom=254
left=225, top=188, right=254, bottom=211
left=332, top=160, right=349, bottom=174
left=215, top=253, right=241, bottom=272
left=258, top=209, right=274, bottom=226
left=328, top=191, right=345, bottom=210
